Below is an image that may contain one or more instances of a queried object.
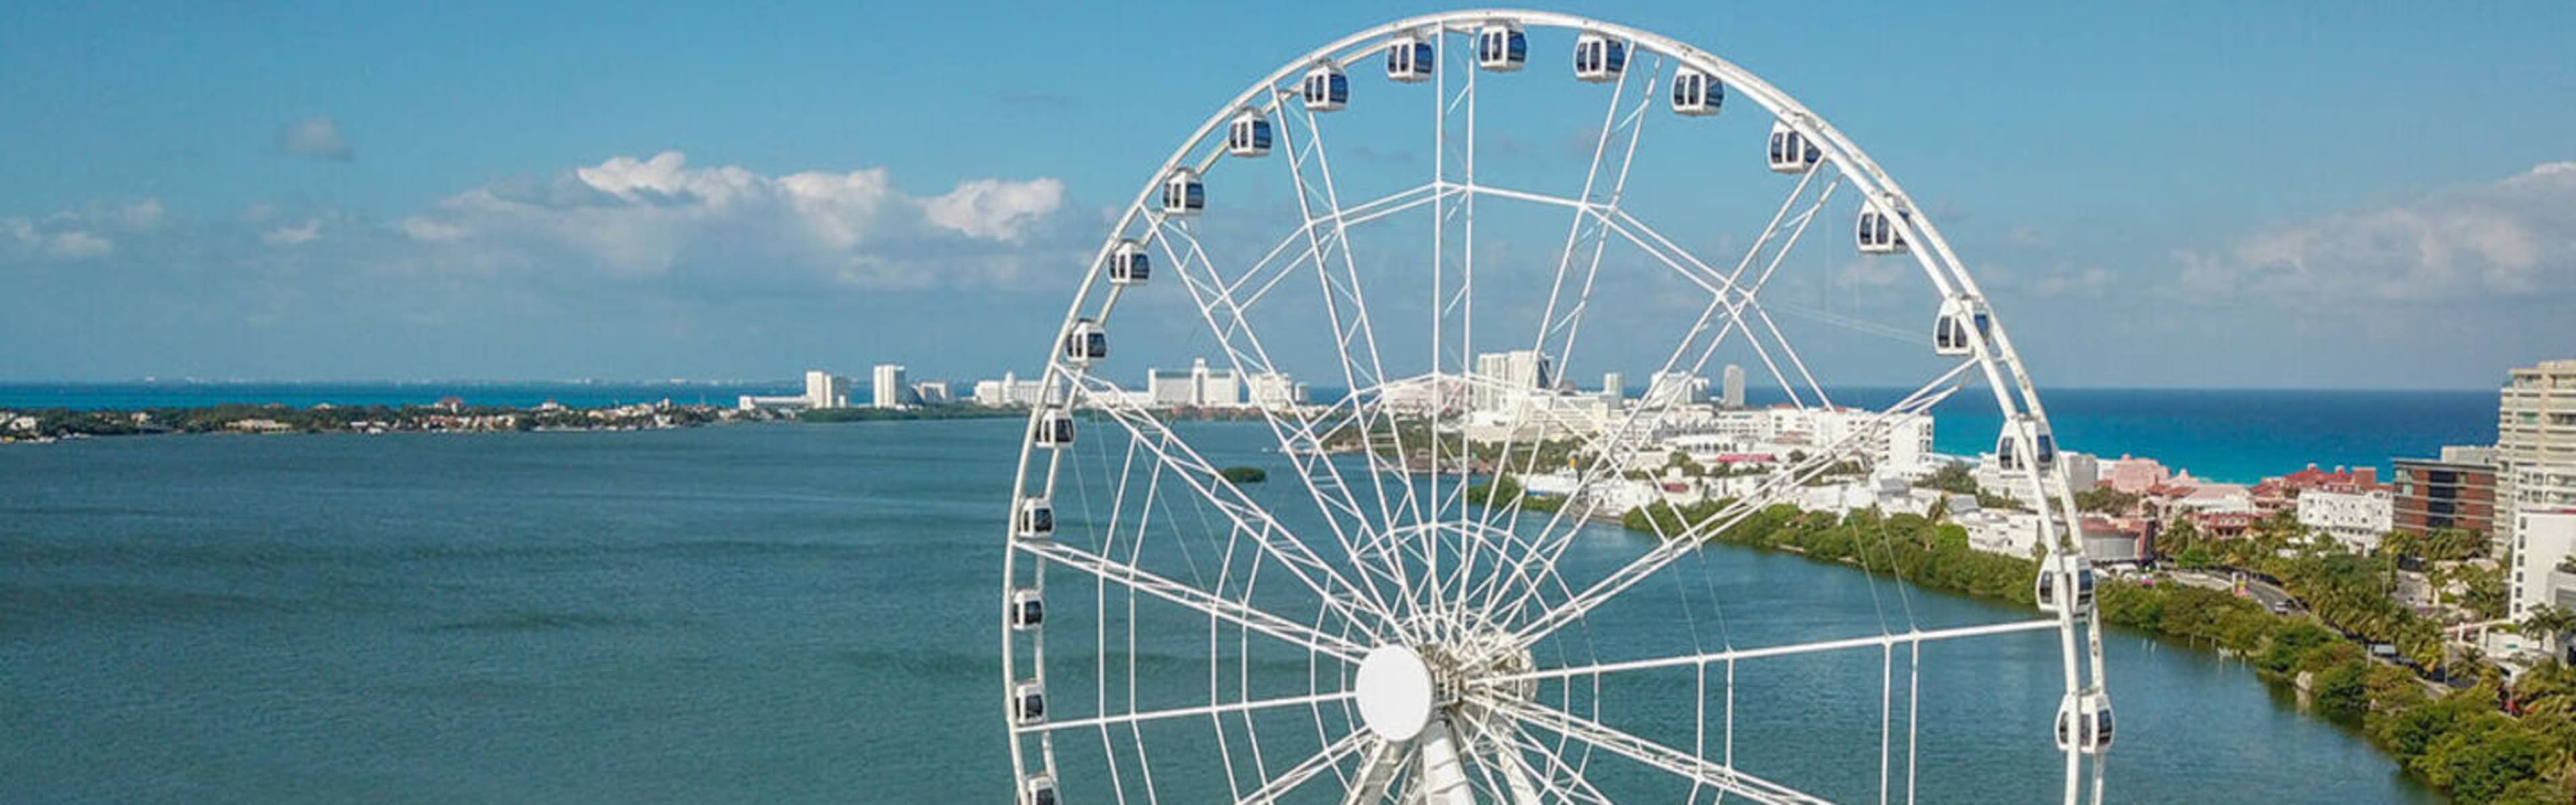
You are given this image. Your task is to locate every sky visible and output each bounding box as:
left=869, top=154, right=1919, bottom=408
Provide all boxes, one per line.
left=1, top=1, right=2570, bottom=389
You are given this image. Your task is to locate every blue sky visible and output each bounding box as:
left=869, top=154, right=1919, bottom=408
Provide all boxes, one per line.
left=2, top=1, right=2570, bottom=388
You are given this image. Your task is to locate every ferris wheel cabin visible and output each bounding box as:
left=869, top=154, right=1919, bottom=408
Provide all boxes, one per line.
left=1159, top=168, right=1203, bottom=217
left=1572, top=32, right=1627, bottom=83
left=1227, top=110, right=1272, bottom=158
left=1020, top=775, right=1058, bottom=805
left=1014, top=496, right=1054, bottom=540
left=1386, top=34, right=1434, bottom=83
left=2036, top=553, right=2096, bottom=616
left=1932, top=298, right=1990, bottom=356
left=1032, top=407, right=1075, bottom=449
left=1012, top=680, right=1047, bottom=724
left=2056, top=691, right=2115, bottom=754
left=1994, top=415, right=2057, bottom=474
left=1302, top=63, right=1348, bottom=112
left=1672, top=68, right=1723, bottom=116
left=1477, top=22, right=1527, bottom=71
left=1856, top=201, right=1910, bottom=255
left=1108, top=238, right=1150, bottom=285
left=1008, top=588, right=1044, bottom=631
left=1063, top=319, right=1108, bottom=366
left=1768, top=120, right=1821, bottom=173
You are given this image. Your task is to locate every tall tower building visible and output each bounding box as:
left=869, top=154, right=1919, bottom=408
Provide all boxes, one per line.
left=1721, top=364, right=1747, bottom=409
left=871, top=364, right=909, bottom=409
left=804, top=370, right=849, bottom=409
left=1471, top=350, right=1552, bottom=411
left=1601, top=372, right=1625, bottom=400
left=2499, top=360, right=2576, bottom=552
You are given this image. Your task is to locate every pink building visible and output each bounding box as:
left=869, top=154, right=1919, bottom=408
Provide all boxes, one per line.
left=2102, top=454, right=2172, bottom=494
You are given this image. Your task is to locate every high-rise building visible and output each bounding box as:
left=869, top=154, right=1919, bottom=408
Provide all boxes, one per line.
left=2499, top=360, right=2576, bottom=551
left=806, top=370, right=850, bottom=409
left=871, top=364, right=909, bottom=409
left=1601, top=372, right=1625, bottom=400
left=1642, top=371, right=1709, bottom=408
left=2392, top=455, right=2500, bottom=538
left=1472, top=350, right=1552, bottom=411
left=1721, top=364, right=1746, bottom=409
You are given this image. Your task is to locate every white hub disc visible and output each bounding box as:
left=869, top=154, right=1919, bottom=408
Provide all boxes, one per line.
left=1354, top=644, right=1434, bottom=741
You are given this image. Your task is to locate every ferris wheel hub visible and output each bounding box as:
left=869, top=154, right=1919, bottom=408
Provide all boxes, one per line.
left=1354, top=644, right=1436, bottom=741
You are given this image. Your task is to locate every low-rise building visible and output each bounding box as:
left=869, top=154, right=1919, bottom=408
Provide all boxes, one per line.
left=2100, top=455, right=2171, bottom=494
left=2297, top=488, right=2394, bottom=552
left=972, top=372, right=1049, bottom=408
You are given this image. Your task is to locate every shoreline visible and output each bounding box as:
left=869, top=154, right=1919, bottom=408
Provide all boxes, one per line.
left=1603, top=497, right=2563, bottom=803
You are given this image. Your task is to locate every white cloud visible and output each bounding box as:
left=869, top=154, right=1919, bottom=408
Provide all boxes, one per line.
left=2176, top=161, right=2576, bottom=303
left=922, top=177, right=1065, bottom=241
left=46, top=231, right=112, bottom=258
left=402, top=150, right=1069, bottom=288
left=262, top=219, right=322, bottom=246
left=278, top=116, right=354, bottom=161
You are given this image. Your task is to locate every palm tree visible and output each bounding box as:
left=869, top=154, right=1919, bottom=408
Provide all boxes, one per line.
left=2522, top=605, right=2576, bottom=658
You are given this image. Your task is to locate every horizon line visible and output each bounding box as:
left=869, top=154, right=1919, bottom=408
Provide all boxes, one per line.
left=0, top=377, right=2510, bottom=394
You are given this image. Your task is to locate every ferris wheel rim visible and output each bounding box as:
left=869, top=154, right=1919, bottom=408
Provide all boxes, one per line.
left=1004, top=9, right=2113, bottom=804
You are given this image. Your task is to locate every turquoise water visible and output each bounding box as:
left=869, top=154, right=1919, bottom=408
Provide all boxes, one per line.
left=3, top=421, right=2432, bottom=802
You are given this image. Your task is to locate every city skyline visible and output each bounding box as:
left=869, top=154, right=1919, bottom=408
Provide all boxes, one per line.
left=3, top=2, right=2571, bottom=388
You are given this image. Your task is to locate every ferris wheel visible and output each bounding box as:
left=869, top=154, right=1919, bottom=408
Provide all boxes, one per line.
left=1002, top=9, right=2111, bottom=804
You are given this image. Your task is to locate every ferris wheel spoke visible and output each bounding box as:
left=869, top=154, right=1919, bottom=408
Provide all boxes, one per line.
left=1150, top=221, right=1426, bottom=633
left=1474, top=49, right=1660, bottom=552
left=1533, top=46, right=1660, bottom=375
left=1022, top=688, right=1361, bottom=735
left=1070, top=374, right=1401, bottom=636
left=1275, top=78, right=1443, bottom=555
left=1017, top=537, right=1368, bottom=662
left=1233, top=730, right=1375, bottom=804
left=1470, top=171, right=1833, bottom=623
left=1489, top=700, right=1831, bottom=805
left=1487, top=619, right=2059, bottom=689
left=1603, top=203, right=1841, bottom=411
left=1478, top=716, right=1617, bottom=805
left=1503, top=365, right=1972, bottom=647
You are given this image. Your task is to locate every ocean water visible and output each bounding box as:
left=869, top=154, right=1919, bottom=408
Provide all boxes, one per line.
left=5, top=382, right=2499, bottom=486
left=1879, top=387, right=2499, bottom=484
left=1, top=421, right=2432, bottom=802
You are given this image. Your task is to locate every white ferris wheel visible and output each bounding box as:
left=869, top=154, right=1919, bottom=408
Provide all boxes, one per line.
left=1003, top=10, right=2111, bottom=805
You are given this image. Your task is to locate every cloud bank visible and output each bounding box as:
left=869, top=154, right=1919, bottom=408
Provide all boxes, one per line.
left=396, top=151, right=1071, bottom=289
left=2177, top=162, right=2576, bottom=303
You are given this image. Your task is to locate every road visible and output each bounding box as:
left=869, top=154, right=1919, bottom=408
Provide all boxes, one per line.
left=2166, top=568, right=2304, bottom=614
